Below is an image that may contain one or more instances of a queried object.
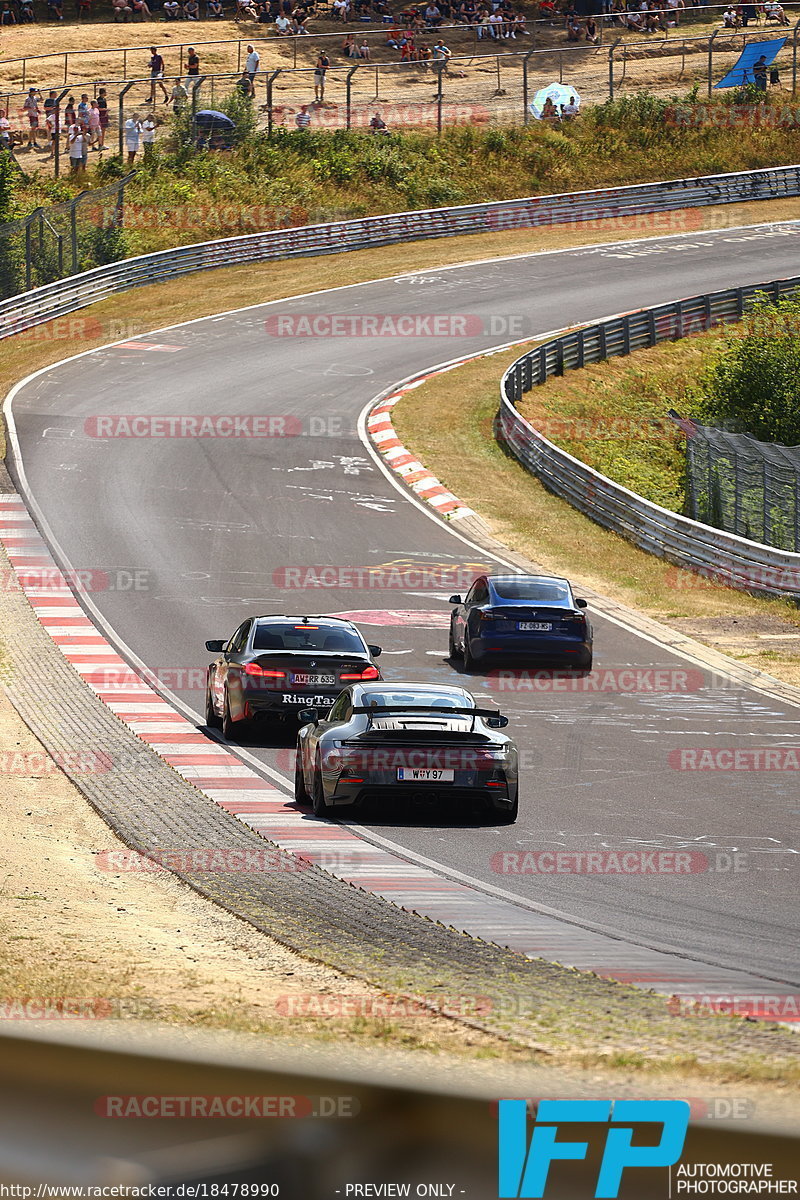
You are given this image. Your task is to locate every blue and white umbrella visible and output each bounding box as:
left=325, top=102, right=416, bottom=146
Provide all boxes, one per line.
left=530, top=83, right=581, bottom=120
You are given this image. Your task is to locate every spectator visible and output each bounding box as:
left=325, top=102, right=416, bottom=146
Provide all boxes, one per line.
left=141, top=113, right=156, bottom=159
left=665, top=0, right=683, bottom=23
left=385, top=23, right=401, bottom=44
left=358, top=35, right=370, bottom=56
left=186, top=46, right=200, bottom=79
left=764, top=0, right=789, bottom=21
left=0, top=110, right=13, bottom=150
left=148, top=47, right=170, bottom=104
left=585, top=13, right=598, bottom=40
left=63, top=94, right=76, bottom=137
left=88, top=99, right=102, bottom=148
left=48, top=0, right=64, bottom=16
left=45, top=105, right=60, bottom=159
left=424, top=1, right=441, bottom=24
left=235, top=0, right=259, bottom=18
left=332, top=0, right=349, bottom=18
left=184, top=0, right=200, bottom=17
left=19, top=0, right=35, bottom=21
left=131, top=0, right=153, bottom=17
left=431, top=36, right=451, bottom=62
left=722, top=4, right=739, bottom=24
left=68, top=120, right=86, bottom=173
left=112, top=0, right=132, bottom=19
left=342, top=30, right=357, bottom=53
left=77, top=92, right=90, bottom=122
left=566, top=14, right=580, bottom=38
left=236, top=69, right=252, bottom=96
left=295, top=102, right=311, bottom=127
left=740, top=1, right=757, bottom=22
left=245, top=44, right=260, bottom=95
left=22, top=88, right=42, bottom=150
left=171, top=77, right=189, bottom=111
left=753, top=53, right=768, bottom=88
left=43, top=89, right=58, bottom=122
left=275, top=11, right=291, bottom=30
left=291, top=12, right=310, bottom=31
left=314, top=49, right=329, bottom=101
left=369, top=110, right=389, bottom=132
left=0, top=3, right=16, bottom=22
left=97, top=88, right=109, bottom=148
left=561, top=93, right=579, bottom=117
left=208, top=0, right=224, bottom=12
left=124, top=112, right=142, bottom=164
left=541, top=95, right=558, bottom=119
left=163, top=0, right=179, bottom=13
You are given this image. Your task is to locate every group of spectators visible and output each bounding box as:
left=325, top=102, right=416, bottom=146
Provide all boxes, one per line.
left=722, top=0, right=789, bottom=22
left=5, top=86, right=114, bottom=169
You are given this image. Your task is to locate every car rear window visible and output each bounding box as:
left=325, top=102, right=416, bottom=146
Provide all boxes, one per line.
left=252, top=622, right=366, bottom=653
left=360, top=690, right=468, bottom=709
left=491, top=579, right=572, bottom=605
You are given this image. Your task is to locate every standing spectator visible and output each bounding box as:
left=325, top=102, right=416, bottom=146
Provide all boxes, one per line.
left=171, top=77, right=189, bottom=113
left=124, top=113, right=142, bottom=163
left=245, top=44, right=260, bottom=95
left=96, top=87, right=109, bottom=148
left=68, top=121, right=85, bottom=173
left=22, top=88, right=42, bottom=151
left=148, top=47, right=169, bottom=104
left=0, top=110, right=12, bottom=150
left=77, top=93, right=90, bottom=123
left=141, top=113, right=156, bottom=159
left=314, top=49, right=329, bottom=101
left=88, top=100, right=101, bottom=149
left=431, top=37, right=451, bottom=64
left=43, top=90, right=58, bottom=125
left=186, top=46, right=200, bottom=81
left=63, top=95, right=76, bottom=150
left=295, top=102, right=311, bottom=127
left=45, top=105, right=60, bottom=159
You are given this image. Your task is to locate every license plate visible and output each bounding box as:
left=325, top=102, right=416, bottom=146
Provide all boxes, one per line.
left=397, top=768, right=454, bottom=782
left=292, top=673, right=335, bottom=686
left=519, top=621, right=552, bottom=631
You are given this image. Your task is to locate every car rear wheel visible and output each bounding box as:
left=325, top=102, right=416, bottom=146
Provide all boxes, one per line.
left=222, top=693, right=243, bottom=742
left=448, top=625, right=460, bottom=661
left=463, top=635, right=476, bottom=672
left=495, top=797, right=518, bottom=825
left=311, top=759, right=330, bottom=818
left=294, top=753, right=310, bottom=805
left=205, top=681, right=222, bottom=729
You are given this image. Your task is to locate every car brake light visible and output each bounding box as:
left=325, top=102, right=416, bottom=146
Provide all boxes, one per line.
left=479, top=609, right=496, bottom=621
left=340, top=665, right=380, bottom=681
left=294, top=624, right=318, bottom=629
left=244, top=664, right=286, bottom=678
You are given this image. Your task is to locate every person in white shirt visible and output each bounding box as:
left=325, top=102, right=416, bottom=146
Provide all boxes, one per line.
left=124, top=113, right=142, bottom=165
left=0, top=111, right=12, bottom=150
left=245, top=45, right=260, bottom=96
left=141, top=114, right=156, bottom=159
left=68, top=123, right=85, bottom=174
left=560, top=95, right=579, bottom=118
left=275, top=13, right=291, bottom=32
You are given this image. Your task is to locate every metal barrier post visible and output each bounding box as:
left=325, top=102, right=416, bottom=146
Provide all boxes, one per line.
left=63, top=53, right=68, bottom=86
left=117, top=79, right=138, bottom=158
left=436, top=62, right=444, bottom=133
left=707, top=28, right=719, bottom=96
left=190, top=76, right=205, bottom=145
left=793, top=17, right=800, bottom=92
left=69, top=197, right=78, bottom=276
left=522, top=50, right=534, bottom=124
left=266, top=69, right=281, bottom=134
left=346, top=65, right=358, bottom=131
left=53, top=86, right=70, bottom=180
left=608, top=38, right=621, bottom=99
left=24, top=216, right=32, bottom=291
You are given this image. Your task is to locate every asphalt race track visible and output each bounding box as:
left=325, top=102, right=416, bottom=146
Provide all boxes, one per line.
left=7, top=221, right=800, bottom=989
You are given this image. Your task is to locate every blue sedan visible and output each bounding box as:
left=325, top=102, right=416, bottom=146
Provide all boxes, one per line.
left=448, top=574, right=593, bottom=670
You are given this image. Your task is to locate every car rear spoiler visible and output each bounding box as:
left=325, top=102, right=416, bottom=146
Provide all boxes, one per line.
left=352, top=705, right=507, bottom=726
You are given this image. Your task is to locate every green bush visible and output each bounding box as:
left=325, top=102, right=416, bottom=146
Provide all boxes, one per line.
left=691, top=293, right=800, bottom=445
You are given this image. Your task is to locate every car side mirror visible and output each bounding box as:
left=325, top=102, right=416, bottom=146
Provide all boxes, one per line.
left=205, top=639, right=225, bottom=653
left=486, top=715, right=509, bottom=728
left=449, top=594, right=462, bottom=605
left=368, top=645, right=382, bottom=657
left=575, top=598, right=588, bottom=609
left=298, top=708, right=319, bottom=725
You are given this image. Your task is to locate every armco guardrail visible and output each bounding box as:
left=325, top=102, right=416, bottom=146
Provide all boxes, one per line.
left=2, top=161, right=800, bottom=322
left=498, top=276, right=800, bottom=599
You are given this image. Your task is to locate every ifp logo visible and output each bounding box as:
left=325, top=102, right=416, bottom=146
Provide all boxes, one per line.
left=498, top=1099, right=690, bottom=1198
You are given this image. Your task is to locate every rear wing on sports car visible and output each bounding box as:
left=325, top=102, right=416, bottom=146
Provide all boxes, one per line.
left=352, top=705, right=508, bottom=727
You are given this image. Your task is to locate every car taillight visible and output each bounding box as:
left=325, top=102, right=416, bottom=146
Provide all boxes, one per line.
left=340, top=665, right=380, bottom=680
left=479, top=609, right=497, bottom=622
left=569, top=612, right=586, bottom=624
left=244, top=664, right=286, bottom=678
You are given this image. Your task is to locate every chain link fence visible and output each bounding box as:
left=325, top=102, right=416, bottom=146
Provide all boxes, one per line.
left=0, top=172, right=134, bottom=299
left=684, top=422, right=800, bottom=552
